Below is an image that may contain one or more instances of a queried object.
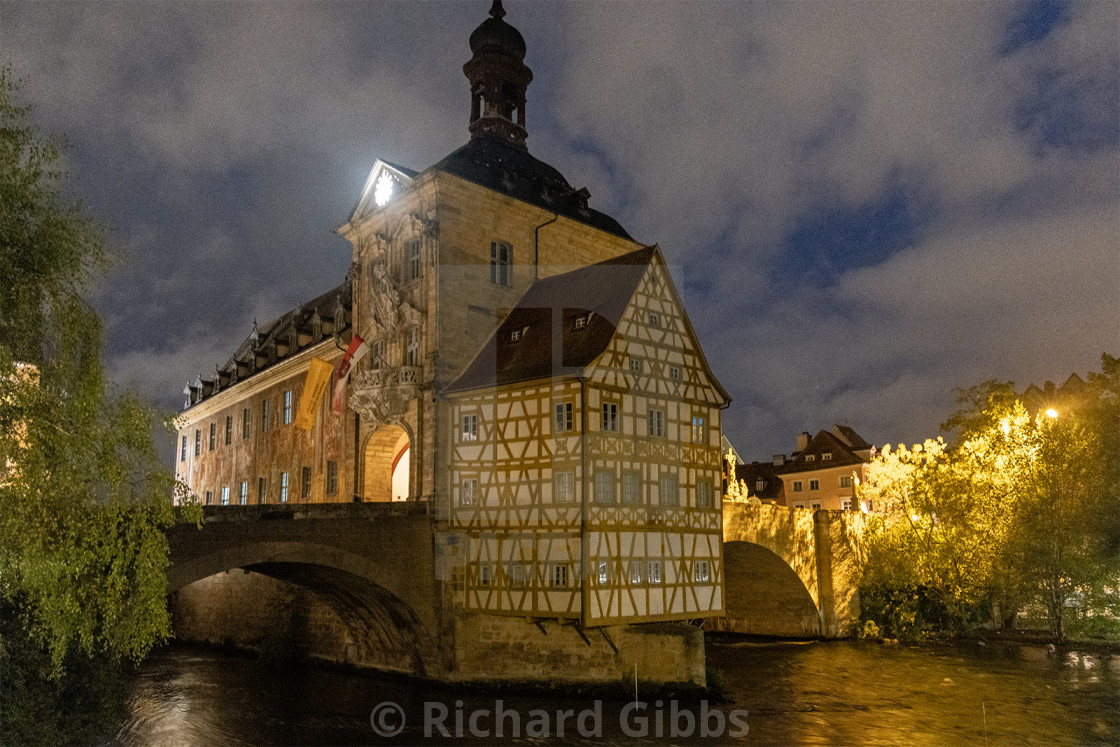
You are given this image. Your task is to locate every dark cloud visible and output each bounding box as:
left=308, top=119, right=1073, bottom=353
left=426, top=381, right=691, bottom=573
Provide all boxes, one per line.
left=3, top=0, right=1116, bottom=461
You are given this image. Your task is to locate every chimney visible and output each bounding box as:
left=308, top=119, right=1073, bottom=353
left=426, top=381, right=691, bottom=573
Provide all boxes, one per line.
left=772, top=454, right=785, bottom=467
left=796, top=432, right=811, bottom=453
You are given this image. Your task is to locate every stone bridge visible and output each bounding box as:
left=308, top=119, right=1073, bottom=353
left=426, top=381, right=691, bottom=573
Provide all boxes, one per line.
left=713, top=502, right=865, bottom=638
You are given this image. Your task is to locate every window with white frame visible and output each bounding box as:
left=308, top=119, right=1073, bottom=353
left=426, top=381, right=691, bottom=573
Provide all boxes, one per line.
left=648, top=409, right=664, bottom=437
left=842, top=498, right=852, bottom=510
left=553, top=471, right=575, bottom=503
left=840, top=475, right=852, bottom=488
left=691, top=415, right=706, bottom=443
left=648, top=313, right=660, bottom=328
left=806, top=454, right=816, bottom=462
left=622, top=471, right=641, bottom=504
left=822, top=452, right=832, bottom=461
left=220, top=485, right=230, bottom=506
left=551, top=564, right=568, bottom=588
left=601, top=402, right=618, bottom=432
left=461, top=413, right=478, bottom=442
left=280, top=472, right=289, bottom=502
left=694, top=560, right=710, bottom=582
left=460, top=478, right=478, bottom=506
left=406, top=239, right=421, bottom=281
left=660, top=473, right=679, bottom=506
left=239, top=481, right=248, bottom=505
left=630, top=357, right=642, bottom=373
left=595, top=469, right=615, bottom=503
left=194, top=429, right=201, bottom=456
left=669, top=366, right=681, bottom=380
left=810, top=479, right=820, bottom=491
left=630, top=560, right=644, bottom=584
left=697, top=478, right=714, bottom=508
left=479, top=564, right=492, bottom=586
left=180, top=435, right=187, bottom=462
left=490, top=240, right=512, bottom=286
left=597, top=561, right=609, bottom=585
left=554, top=402, right=572, bottom=433
left=404, top=327, right=419, bottom=367
left=793, top=481, right=803, bottom=492
left=647, top=560, right=662, bottom=583
left=283, top=390, right=293, bottom=425
left=756, top=479, right=765, bottom=491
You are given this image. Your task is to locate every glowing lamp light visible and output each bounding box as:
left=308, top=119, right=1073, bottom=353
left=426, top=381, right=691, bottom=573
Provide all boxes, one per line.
left=1045, top=408, right=1058, bottom=419
left=373, top=172, right=395, bottom=207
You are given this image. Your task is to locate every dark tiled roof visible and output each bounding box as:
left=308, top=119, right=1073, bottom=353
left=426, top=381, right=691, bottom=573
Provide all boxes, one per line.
left=832, top=424, right=872, bottom=451
left=433, top=136, right=632, bottom=239
left=735, top=461, right=785, bottom=503
left=445, top=246, right=656, bottom=392
left=782, top=428, right=868, bottom=474
left=183, top=279, right=352, bottom=409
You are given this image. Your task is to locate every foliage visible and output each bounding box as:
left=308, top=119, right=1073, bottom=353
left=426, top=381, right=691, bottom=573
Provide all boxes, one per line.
left=0, top=67, right=196, bottom=675
left=857, top=357, right=1120, bottom=641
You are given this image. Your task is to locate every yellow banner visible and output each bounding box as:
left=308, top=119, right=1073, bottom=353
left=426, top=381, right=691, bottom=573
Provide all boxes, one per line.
left=295, top=358, right=335, bottom=431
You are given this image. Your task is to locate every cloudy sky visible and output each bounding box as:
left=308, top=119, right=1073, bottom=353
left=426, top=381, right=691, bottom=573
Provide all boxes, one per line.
left=3, top=0, right=1117, bottom=461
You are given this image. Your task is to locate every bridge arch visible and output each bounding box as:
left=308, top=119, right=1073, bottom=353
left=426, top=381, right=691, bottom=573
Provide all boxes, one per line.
left=719, top=540, right=821, bottom=637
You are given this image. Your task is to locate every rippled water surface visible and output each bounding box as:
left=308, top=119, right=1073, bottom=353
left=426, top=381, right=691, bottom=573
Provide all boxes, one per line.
left=111, top=636, right=1119, bottom=745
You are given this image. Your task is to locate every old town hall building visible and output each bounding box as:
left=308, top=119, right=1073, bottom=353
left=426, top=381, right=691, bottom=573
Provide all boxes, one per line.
left=175, top=1, right=729, bottom=682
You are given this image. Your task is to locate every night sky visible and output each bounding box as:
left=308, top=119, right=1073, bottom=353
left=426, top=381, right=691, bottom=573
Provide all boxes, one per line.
left=3, top=0, right=1117, bottom=462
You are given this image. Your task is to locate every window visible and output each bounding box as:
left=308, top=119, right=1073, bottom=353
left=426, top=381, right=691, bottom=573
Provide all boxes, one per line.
left=806, top=454, right=816, bottom=462
left=810, top=479, right=820, bottom=491
left=648, top=313, right=660, bottom=328
left=404, top=327, right=419, bottom=367
left=370, top=339, right=384, bottom=370
left=283, top=390, right=293, bottom=425
left=793, top=481, right=804, bottom=492
left=811, top=501, right=821, bottom=510
left=510, top=563, right=527, bottom=588
left=301, top=466, right=312, bottom=499
left=554, top=402, right=572, bottom=433
left=220, top=486, right=230, bottom=506
left=261, top=399, right=270, bottom=431
left=648, top=409, right=664, bottom=437
left=194, top=429, right=201, bottom=457
left=697, top=479, right=714, bottom=508
left=822, top=453, right=832, bottom=461
left=660, top=473, right=679, bottom=506
left=209, top=423, right=216, bottom=450
left=203, top=490, right=212, bottom=505
left=842, top=498, right=852, bottom=510
left=551, top=564, right=568, bottom=588
left=622, top=471, right=641, bottom=504
left=406, top=239, right=421, bottom=281
left=670, top=366, right=681, bottom=381
left=647, top=560, right=662, bottom=584
left=756, top=479, right=766, bottom=492
left=597, top=561, right=609, bottom=585
left=326, top=461, right=338, bottom=495
left=180, top=435, right=187, bottom=462
left=595, top=469, right=615, bottom=503
left=460, top=478, right=478, bottom=506
left=554, top=471, right=575, bottom=503
left=258, top=476, right=267, bottom=503
left=280, top=472, right=289, bottom=503
left=461, top=413, right=478, bottom=442
left=490, top=240, right=512, bottom=286
left=479, top=564, right=492, bottom=587
left=242, top=408, right=251, bottom=438
left=601, top=403, right=618, bottom=432
left=694, top=560, right=710, bottom=582
left=239, top=481, right=248, bottom=505
left=691, top=416, right=706, bottom=444
left=630, top=560, right=644, bottom=584
left=840, top=475, right=852, bottom=488
left=224, top=415, right=232, bottom=445
left=630, top=357, right=642, bottom=373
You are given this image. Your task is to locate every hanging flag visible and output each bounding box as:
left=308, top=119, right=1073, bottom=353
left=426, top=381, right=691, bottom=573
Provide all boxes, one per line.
left=295, top=358, right=334, bottom=431
left=331, top=334, right=365, bottom=414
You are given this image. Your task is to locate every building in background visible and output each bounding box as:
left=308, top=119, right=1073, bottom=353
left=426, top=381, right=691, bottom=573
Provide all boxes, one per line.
left=774, top=425, right=875, bottom=511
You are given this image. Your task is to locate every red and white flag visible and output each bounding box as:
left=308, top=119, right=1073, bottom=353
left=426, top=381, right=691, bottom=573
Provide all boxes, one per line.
left=331, top=335, right=369, bottom=414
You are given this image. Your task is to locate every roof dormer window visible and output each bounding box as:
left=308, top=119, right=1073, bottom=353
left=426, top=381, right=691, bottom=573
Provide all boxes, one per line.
left=822, top=452, right=832, bottom=461
left=806, top=454, right=816, bottom=462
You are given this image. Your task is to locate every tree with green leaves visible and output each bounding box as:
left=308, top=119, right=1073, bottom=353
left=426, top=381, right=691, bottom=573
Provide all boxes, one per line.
left=0, top=67, right=194, bottom=679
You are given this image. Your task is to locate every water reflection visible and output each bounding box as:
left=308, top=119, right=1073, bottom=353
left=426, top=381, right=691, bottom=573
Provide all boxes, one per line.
left=111, top=638, right=1119, bottom=745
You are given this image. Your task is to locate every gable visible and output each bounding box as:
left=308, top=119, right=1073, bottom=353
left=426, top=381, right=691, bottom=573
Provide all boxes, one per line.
left=347, top=159, right=420, bottom=224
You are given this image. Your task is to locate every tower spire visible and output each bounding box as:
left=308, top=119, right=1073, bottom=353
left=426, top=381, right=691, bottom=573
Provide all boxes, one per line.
left=464, top=0, right=533, bottom=148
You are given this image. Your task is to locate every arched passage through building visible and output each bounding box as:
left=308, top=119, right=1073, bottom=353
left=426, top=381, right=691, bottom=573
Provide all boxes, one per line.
left=363, top=424, right=410, bottom=501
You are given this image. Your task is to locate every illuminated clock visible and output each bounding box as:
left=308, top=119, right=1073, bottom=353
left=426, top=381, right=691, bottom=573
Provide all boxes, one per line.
left=373, top=172, right=395, bottom=207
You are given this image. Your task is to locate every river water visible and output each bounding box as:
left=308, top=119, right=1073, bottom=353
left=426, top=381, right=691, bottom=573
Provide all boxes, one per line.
left=106, top=635, right=1117, bottom=745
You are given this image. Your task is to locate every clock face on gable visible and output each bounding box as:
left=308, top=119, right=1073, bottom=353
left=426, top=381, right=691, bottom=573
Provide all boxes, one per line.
left=373, top=171, right=396, bottom=207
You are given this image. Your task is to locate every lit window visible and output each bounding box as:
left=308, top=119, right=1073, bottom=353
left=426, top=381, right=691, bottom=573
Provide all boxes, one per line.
left=630, top=560, right=644, bottom=584
left=261, top=400, right=270, bottom=431
left=697, top=479, right=713, bottom=508
left=554, top=471, right=575, bottom=503
left=280, top=472, right=289, bottom=503
left=793, top=481, right=803, bottom=492
left=595, top=469, right=615, bottom=503
left=670, top=366, right=681, bottom=381
left=220, top=486, right=230, bottom=506
left=601, top=403, right=618, bottom=432
left=648, top=313, right=660, bottom=328
left=756, top=479, right=765, bottom=491
left=648, top=409, right=664, bottom=437
left=694, top=560, right=710, bottom=582
left=242, top=408, right=251, bottom=439
left=258, top=476, right=266, bottom=503
left=460, top=478, right=478, bottom=506
left=180, top=435, right=187, bottom=462
left=404, top=327, right=419, bottom=367
left=461, top=414, right=478, bottom=442
left=194, top=429, right=201, bottom=457
left=552, top=564, right=568, bottom=588
left=648, top=560, right=662, bottom=583
left=691, top=416, right=706, bottom=443
left=840, top=475, right=852, bottom=488
left=554, top=402, right=573, bottom=433
left=239, top=481, right=248, bottom=505
left=630, top=357, right=642, bottom=373
left=810, top=479, right=820, bottom=491
left=597, top=561, right=609, bottom=585
left=283, top=390, right=293, bottom=425
left=301, top=466, right=311, bottom=499
left=490, top=241, right=512, bottom=286
left=622, top=471, right=641, bottom=504
left=406, top=239, right=421, bottom=281
left=660, top=473, right=679, bottom=506
left=209, top=423, right=216, bottom=450
left=326, top=461, right=338, bottom=495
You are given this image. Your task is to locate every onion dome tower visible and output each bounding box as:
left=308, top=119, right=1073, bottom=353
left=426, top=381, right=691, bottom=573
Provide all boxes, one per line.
left=464, top=0, right=533, bottom=149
